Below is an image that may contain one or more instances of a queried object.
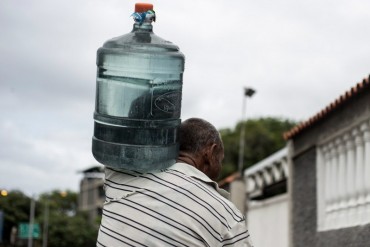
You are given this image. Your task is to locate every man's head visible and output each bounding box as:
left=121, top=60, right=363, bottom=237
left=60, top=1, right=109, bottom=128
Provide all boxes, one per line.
left=178, top=118, right=224, bottom=181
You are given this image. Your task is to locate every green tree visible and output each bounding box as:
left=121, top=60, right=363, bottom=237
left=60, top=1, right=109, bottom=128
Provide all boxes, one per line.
left=38, top=190, right=77, bottom=216
left=37, top=190, right=98, bottom=247
left=0, top=190, right=33, bottom=246
left=0, top=190, right=98, bottom=247
left=219, top=117, right=296, bottom=180
left=45, top=211, right=97, bottom=247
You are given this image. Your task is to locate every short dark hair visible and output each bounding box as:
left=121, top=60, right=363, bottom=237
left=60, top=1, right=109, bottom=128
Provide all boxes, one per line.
left=179, top=118, right=223, bottom=154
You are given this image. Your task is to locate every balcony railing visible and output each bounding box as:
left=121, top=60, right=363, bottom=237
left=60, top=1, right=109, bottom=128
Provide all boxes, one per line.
left=317, top=118, right=370, bottom=230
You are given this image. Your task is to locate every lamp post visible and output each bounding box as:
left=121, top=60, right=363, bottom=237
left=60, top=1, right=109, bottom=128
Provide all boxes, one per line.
left=42, top=199, right=49, bottom=247
left=42, top=191, right=67, bottom=247
left=238, top=87, right=256, bottom=175
left=28, top=196, right=35, bottom=247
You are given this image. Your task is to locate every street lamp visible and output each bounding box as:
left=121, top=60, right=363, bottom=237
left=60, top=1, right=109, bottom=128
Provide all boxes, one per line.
left=0, top=190, right=8, bottom=197
left=238, top=87, right=256, bottom=175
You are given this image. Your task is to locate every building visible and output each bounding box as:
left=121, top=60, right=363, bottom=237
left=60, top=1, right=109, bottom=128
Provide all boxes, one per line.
left=78, top=166, right=105, bottom=223
left=284, top=75, right=370, bottom=246
left=234, top=74, right=370, bottom=247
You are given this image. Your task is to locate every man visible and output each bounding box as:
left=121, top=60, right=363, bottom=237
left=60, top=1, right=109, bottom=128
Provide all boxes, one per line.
left=97, top=118, right=254, bottom=247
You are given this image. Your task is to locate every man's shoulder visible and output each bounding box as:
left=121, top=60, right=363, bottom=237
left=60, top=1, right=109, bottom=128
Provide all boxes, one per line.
left=165, top=164, right=245, bottom=220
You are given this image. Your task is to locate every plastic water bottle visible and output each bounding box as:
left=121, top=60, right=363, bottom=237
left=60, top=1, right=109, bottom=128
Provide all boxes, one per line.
left=92, top=3, right=185, bottom=172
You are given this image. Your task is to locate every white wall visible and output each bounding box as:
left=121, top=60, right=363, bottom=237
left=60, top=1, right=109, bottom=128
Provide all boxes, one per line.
left=230, top=180, right=246, bottom=214
left=247, top=194, right=289, bottom=247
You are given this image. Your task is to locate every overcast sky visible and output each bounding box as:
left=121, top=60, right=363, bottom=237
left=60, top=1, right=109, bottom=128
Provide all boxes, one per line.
left=1, top=0, right=369, bottom=196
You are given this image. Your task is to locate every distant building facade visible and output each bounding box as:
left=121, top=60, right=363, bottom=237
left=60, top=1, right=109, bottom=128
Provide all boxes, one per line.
left=78, top=166, right=105, bottom=223
left=226, top=75, right=370, bottom=247
left=284, top=75, right=370, bottom=246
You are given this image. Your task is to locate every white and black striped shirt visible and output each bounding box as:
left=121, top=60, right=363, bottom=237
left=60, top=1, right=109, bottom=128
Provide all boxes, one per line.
left=97, top=162, right=253, bottom=247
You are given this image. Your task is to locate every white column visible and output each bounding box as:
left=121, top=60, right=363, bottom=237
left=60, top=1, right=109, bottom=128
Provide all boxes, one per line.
left=326, top=142, right=337, bottom=229
left=342, top=133, right=350, bottom=228
left=356, top=128, right=366, bottom=224
left=262, top=169, right=273, bottom=186
left=353, top=128, right=365, bottom=225
left=281, top=158, right=289, bottom=178
left=361, top=121, right=370, bottom=223
left=335, top=137, right=347, bottom=227
left=271, top=164, right=282, bottom=182
left=345, top=132, right=356, bottom=226
left=323, top=144, right=332, bottom=229
left=246, top=177, right=256, bottom=194
left=330, top=141, right=340, bottom=228
left=317, top=146, right=326, bottom=231
left=255, top=173, right=264, bottom=189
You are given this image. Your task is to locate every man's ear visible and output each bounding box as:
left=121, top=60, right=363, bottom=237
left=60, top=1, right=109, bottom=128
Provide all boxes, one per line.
left=209, top=143, right=218, bottom=158
left=203, top=143, right=217, bottom=160
left=202, top=143, right=220, bottom=180
left=203, top=144, right=218, bottom=166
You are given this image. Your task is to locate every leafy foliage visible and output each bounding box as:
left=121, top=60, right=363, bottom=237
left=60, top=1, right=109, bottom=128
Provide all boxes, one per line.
left=0, top=190, right=32, bottom=246
left=37, top=190, right=98, bottom=247
left=0, top=190, right=98, bottom=247
left=219, top=117, right=296, bottom=180
left=45, top=210, right=97, bottom=247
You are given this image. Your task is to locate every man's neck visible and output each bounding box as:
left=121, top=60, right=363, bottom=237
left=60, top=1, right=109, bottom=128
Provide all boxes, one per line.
left=176, top=152, right=198, bottom=168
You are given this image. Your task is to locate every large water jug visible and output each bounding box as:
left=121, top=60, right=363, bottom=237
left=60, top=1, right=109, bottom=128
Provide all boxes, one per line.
left=92, top=3, right=185, bottom=172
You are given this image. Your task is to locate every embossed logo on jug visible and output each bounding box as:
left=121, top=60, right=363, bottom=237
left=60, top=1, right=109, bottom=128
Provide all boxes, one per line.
left=154, top=91, right=181, bottom=113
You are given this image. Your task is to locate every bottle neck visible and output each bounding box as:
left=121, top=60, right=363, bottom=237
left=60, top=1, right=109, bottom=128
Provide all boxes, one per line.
left=132, top=23, right=153, bottom=32
left=131, top=9, right=155, bottom=32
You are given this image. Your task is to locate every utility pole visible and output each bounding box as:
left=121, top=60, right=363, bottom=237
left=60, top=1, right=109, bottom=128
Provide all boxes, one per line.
left=42, top=199, right=49, bottom=247
left=28, top=196, right=35, bottom=247
left=238, top=87, right=256, bottom=175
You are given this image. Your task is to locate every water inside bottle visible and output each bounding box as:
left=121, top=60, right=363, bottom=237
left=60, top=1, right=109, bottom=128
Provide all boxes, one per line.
left=92, top=35, right=184, bottom=171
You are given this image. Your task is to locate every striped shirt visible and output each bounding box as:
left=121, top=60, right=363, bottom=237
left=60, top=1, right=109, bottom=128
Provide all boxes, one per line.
left=97, top=162, right=254, bottom=247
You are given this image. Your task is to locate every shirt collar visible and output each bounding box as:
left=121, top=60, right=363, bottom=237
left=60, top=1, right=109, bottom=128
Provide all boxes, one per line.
left=169, top=162, right=230, bottom=199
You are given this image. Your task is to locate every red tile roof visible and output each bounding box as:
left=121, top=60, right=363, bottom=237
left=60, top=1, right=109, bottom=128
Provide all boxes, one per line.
left=218, top=172, right=241, bottom=187
left=284, top=75, right=370, bottom=140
